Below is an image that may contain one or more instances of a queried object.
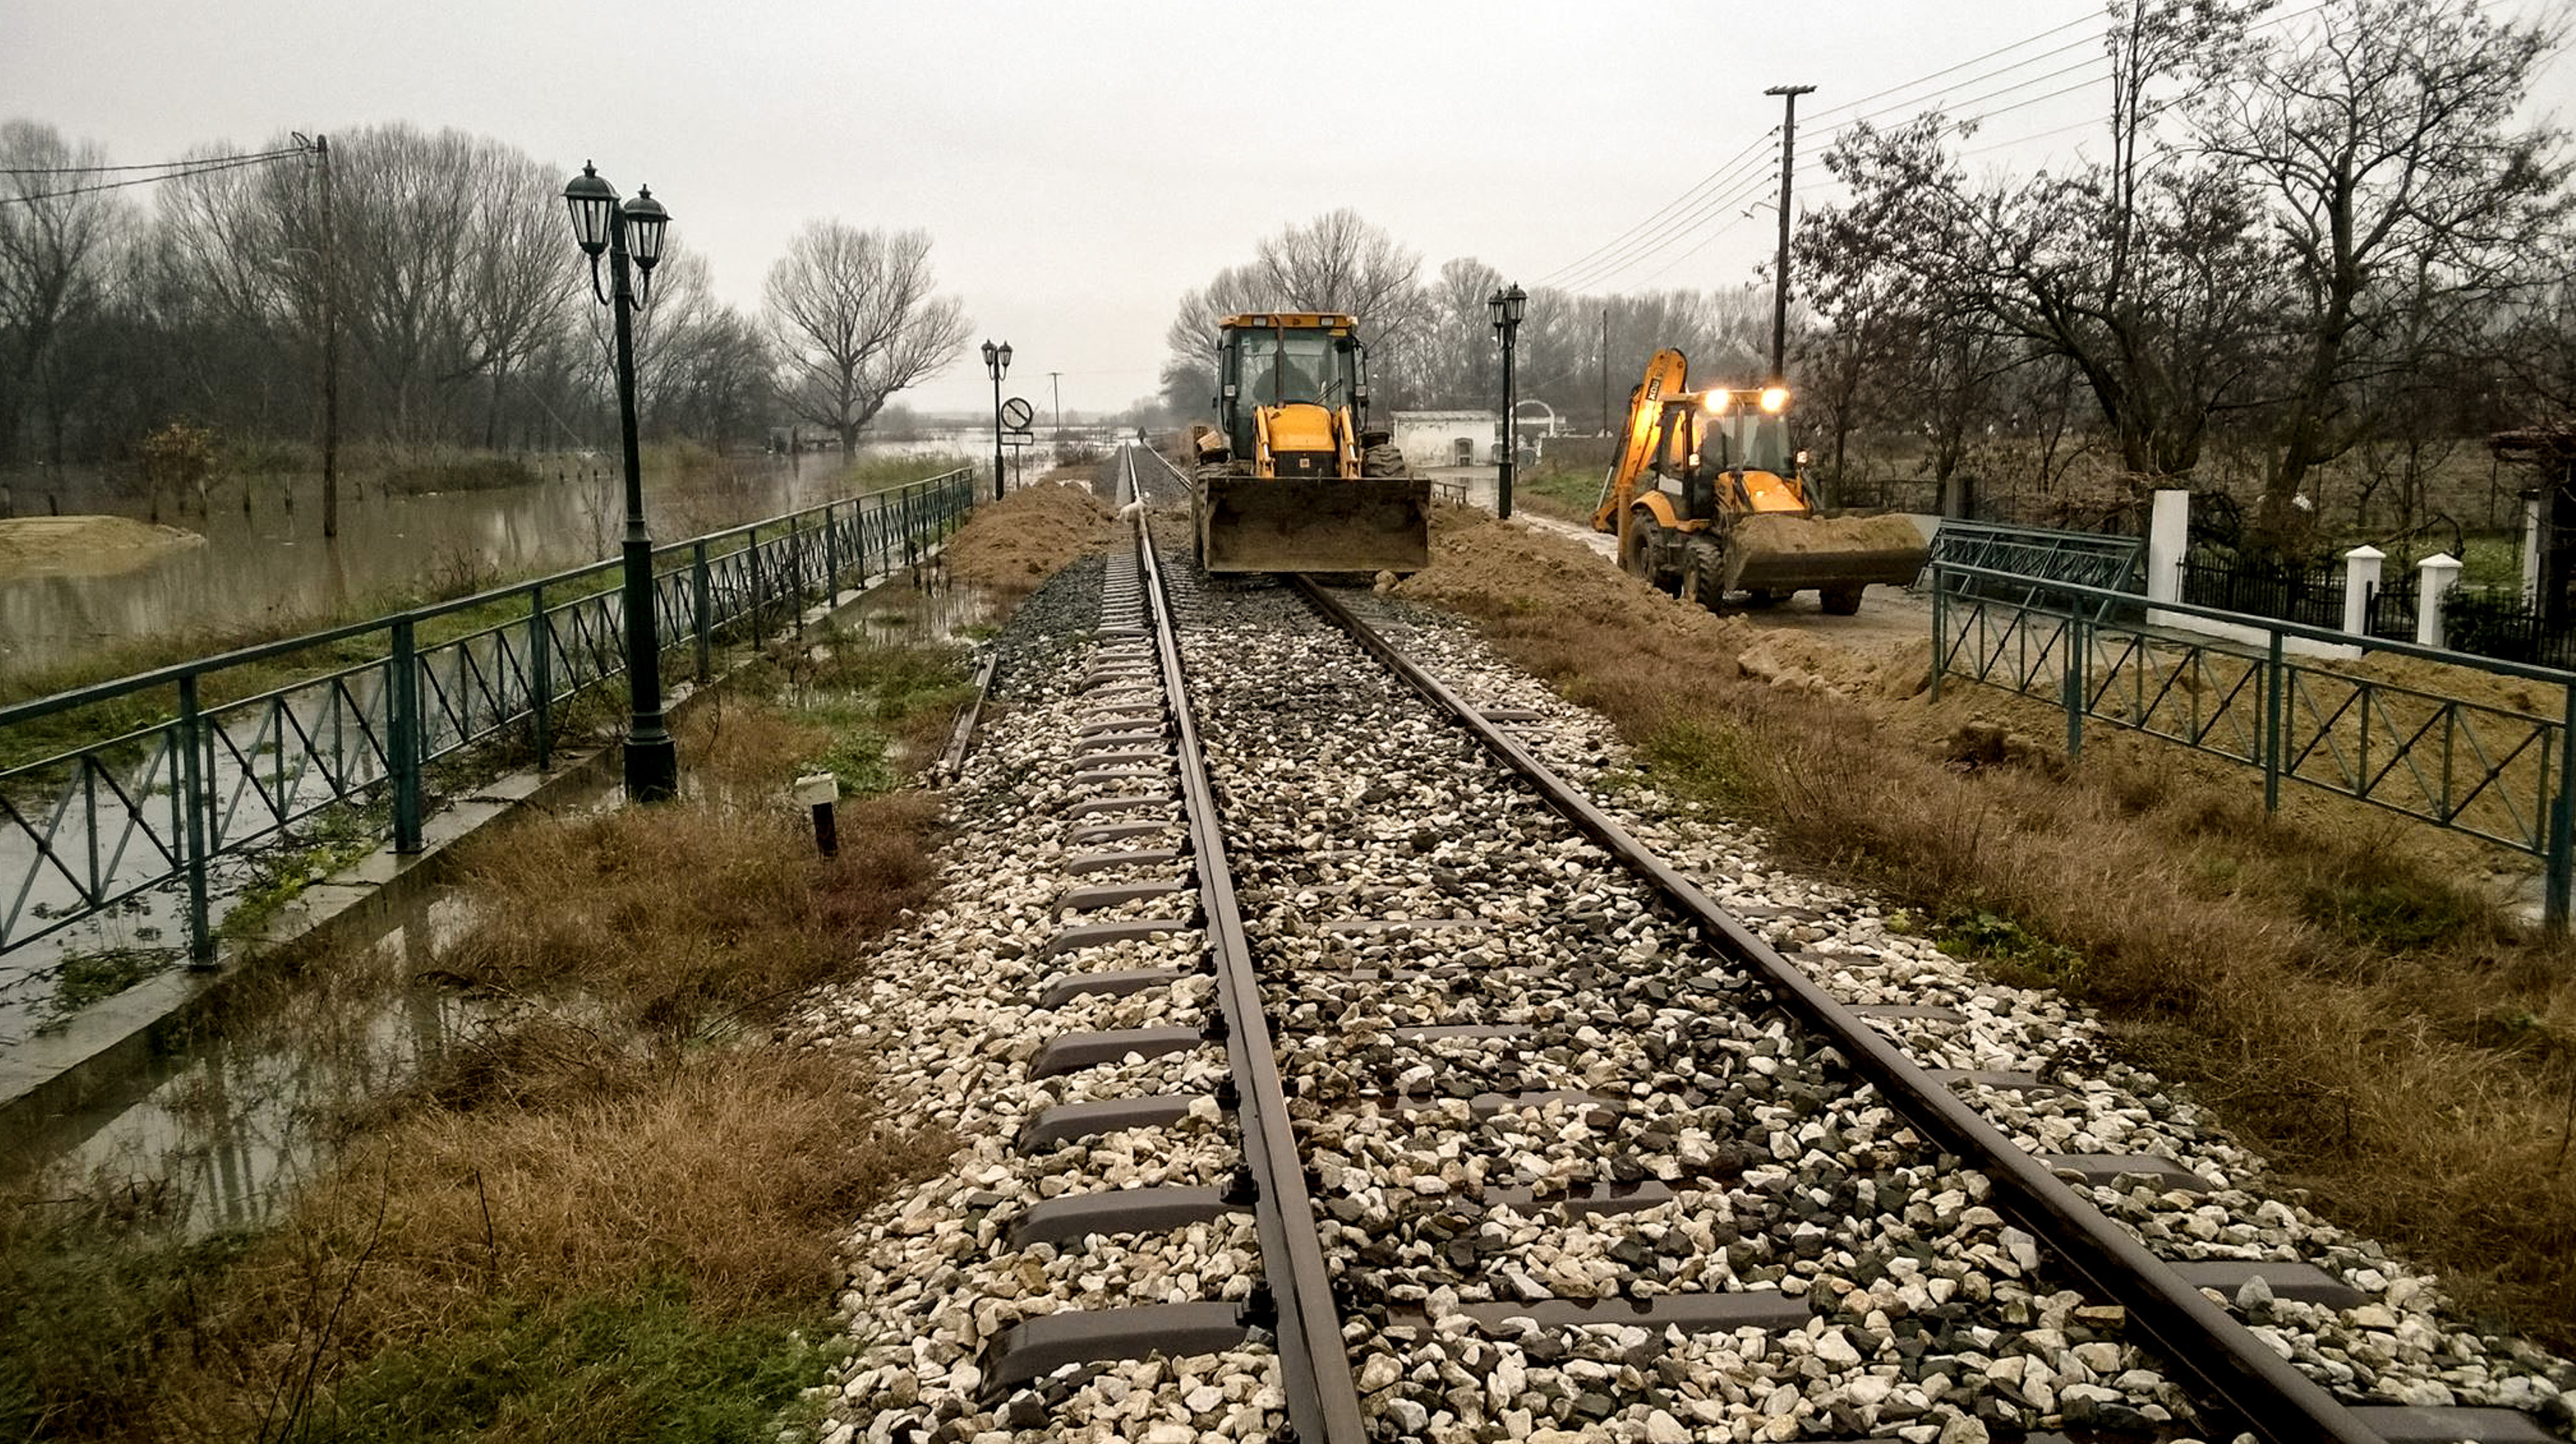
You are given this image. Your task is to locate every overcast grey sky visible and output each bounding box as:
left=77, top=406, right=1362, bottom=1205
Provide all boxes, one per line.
left=7, top=0, right=2570, bottom=419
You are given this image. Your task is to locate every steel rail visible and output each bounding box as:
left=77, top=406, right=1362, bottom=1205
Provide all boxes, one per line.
left=1130, top=453, right=1367, bottom=1444
left=1289, top=574, right=2388, bottom=1444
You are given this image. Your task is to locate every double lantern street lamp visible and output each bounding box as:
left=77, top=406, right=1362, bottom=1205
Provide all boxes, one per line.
left=1488, top=283, right=1527, bottom=522
left=561, top=161, right=678, bottom=802
left=981, top=339, right=1013, bottom=501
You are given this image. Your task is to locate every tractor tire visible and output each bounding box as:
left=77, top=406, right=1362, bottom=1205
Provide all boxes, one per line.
left=1821, top=583, right=1865, bottom=616
left=1361, top=443, right=1407, bottom=478
left=1621, top=515, right=1678, bottom=595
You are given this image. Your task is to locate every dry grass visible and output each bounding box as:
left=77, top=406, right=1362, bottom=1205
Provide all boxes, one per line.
left=5, top=647, right=969, bottom=1439
left=431, top=785, right=942, bottom=1048
left=149, top=1046, right=947, bottom=1439
left=1421, top=516, right=2576, bottom=1347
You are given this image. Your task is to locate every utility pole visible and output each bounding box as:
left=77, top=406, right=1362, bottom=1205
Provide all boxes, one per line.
left=1047, top=371, right=1062, bottom=432
left=316, top=133, right=340, bottom=540
left=1763, top=84, right=1815, bottom=385
left=1598, top=306, right=1610, bottom=436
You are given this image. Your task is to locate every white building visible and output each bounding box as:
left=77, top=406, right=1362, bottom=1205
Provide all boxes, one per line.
left=1391, top=410, right=1499, bottom=469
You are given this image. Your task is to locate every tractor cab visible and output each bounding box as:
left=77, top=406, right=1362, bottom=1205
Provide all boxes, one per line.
left=1215, top=312, right=1370, bottom=472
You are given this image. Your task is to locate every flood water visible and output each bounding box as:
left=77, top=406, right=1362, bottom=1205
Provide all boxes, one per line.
left=0, top=440, right=991, bottom=684
left=5, top=568, right=994, bottom=1227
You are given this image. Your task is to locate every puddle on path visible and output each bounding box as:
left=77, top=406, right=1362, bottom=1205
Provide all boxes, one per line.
left=3, top=566, right=995, bottom=1225
left=13, top=887, right=498, bottom=1234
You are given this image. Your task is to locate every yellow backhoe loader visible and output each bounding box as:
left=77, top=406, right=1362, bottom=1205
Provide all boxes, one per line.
left=1189, top=312, right=1430, bottom=574
left=1592, top=348, right=1926, bottom=613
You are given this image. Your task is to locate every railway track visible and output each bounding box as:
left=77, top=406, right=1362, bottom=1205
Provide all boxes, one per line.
left=801, top=446, right=2572, bottom=1444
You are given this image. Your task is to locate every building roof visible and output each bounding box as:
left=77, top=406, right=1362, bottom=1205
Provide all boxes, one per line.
left=2491, top=425, right=2576, bottom=461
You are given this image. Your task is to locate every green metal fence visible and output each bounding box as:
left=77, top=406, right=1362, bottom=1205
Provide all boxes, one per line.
left=0, top=467, right=976, bottom=974
left=1931, top=559, right=2576, bottom=932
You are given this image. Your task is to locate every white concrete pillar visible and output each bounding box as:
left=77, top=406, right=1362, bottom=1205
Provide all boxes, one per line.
left=2342, top=546, right=2384, bottom=638
left=2524, top=492, right=2544, bottom=597
left=2147, top=490, right=2189, bottom=623
left=2417, top=552, right=2464, bottom=648
left=2147, top=489, right=2188, bottom=604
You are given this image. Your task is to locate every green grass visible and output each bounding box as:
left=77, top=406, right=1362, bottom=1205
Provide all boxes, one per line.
left=0, top=1186, right=254, bottom=1442
left=1514, top=465, right=1606, bottom=522
left=2461, top=534, right=2524, bottom=591
left=1933, top=908, right=2090, bottom=990
left=215, top=803, right=391, bottom=944
left=382, top=455, right=543, bottom=496
left=772, top=639, right=975, bottom=797
left=839, top=453, right=975, bottom=494
left=298, top=1279, right=832, bottom=1444
left=40, top=946, right=182, bottom=1030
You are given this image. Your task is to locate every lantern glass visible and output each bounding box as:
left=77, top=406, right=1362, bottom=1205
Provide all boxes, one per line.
left=563, top=163, right=617, bottom=257
left=622, top=186, right=668, bottom=271
left=980, top=340, right=998, bottom=371
left=997, top=341, right=1013, bottom=373
left=1487, top=288, right=1505, bottom=330
left=1503, top=283, right=1528, bottom=327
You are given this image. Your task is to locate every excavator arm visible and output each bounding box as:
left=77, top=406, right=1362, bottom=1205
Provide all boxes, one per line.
left=1591, top=348, right=1691, bottom=540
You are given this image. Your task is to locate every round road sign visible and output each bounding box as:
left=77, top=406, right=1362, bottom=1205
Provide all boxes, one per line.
left=1001, top=396, right=1034, bottom=430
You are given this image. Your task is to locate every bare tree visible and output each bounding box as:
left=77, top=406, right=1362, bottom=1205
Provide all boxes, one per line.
left=616, top=242, right=769, bottom=443
left=453, top=138, right=577, bottom=450
left=1159, top=267, right=1248, bottom=417
left=1417, top=257, right=1503, bottom=407
left=1162, top=210, right=1426, bottom=413
left=0, top=120, right=128, bottom=467
left=764, top=221, right=969, bottom=455
left=2199, top=0, right=2572, bottom=540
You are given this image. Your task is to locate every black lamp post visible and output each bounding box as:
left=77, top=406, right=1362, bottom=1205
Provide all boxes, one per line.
left=1488, top=283, right=1527, bottom=521
left=562, top=161, right=677, bottom=802
left=981, top=338, right=1012, bottom=501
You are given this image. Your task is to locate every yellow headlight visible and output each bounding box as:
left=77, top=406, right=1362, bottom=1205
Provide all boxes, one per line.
left=1759, top=387, right=1789, bottom=413
left=1702, top=391, right=1730, bottom=413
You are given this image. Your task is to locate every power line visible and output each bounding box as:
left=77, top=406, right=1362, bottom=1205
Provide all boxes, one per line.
left=1528, top=0, right=2346, bottom=299
left=0, top=145, right=306, bottom=177
left=0, top=147, right=308, bottom=207
left=1529, top=134, right=1774, bottom=290
left=1534, top=12, right=2119, bottom=296
left=1545, top=157, right=1779, bottom=295
left=1833, top=53, right=2109, bottom=134
left=1805, top=11, right=2101, bottom=120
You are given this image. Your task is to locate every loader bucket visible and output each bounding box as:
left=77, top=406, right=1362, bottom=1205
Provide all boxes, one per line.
left=1723, top=512, right=1930, bottom=594
left=1197, top=474, right=1432, bottom=574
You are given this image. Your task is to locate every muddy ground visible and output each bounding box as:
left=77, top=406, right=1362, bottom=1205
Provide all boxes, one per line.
left=0, top=515, right=204, bottom=579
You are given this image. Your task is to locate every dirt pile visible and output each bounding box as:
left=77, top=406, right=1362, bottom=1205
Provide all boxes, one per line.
left=1397, top=506, right=1756, bottom=651
left=0, top=516, right=204, bottom=579
left=939, top=482, right=1113, bottom=591
left=1398, top=507, right=1950, bottom=707
left=1734, top=510, right=1926, bottom=559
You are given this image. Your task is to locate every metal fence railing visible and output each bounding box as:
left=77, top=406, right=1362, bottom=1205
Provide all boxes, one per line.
left=1932, top=559, right=2576, bottom=932
left=0, top=467, right=977, bottom=972
left=2443, top=586, right=2576, bottom=671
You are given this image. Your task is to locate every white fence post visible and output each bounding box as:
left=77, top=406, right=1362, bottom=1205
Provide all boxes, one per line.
left=2343, top=546, right=2384, bottom=638
left=2417, top=552, right=2464, bottom=648
left=2147, top=489, right=2188, bottom=625
left=2524, top=492, right=2544, bottom=597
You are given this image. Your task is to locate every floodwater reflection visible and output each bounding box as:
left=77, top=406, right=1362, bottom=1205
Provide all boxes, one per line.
left=0, top=449, right=956, bottom=682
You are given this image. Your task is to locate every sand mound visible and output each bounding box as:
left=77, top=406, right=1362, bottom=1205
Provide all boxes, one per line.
left=1395, top=507, right=1757, bottom=654
left=0, top=515, right=205, bottom=578
left=940, top=481, right=1115, bottom=591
